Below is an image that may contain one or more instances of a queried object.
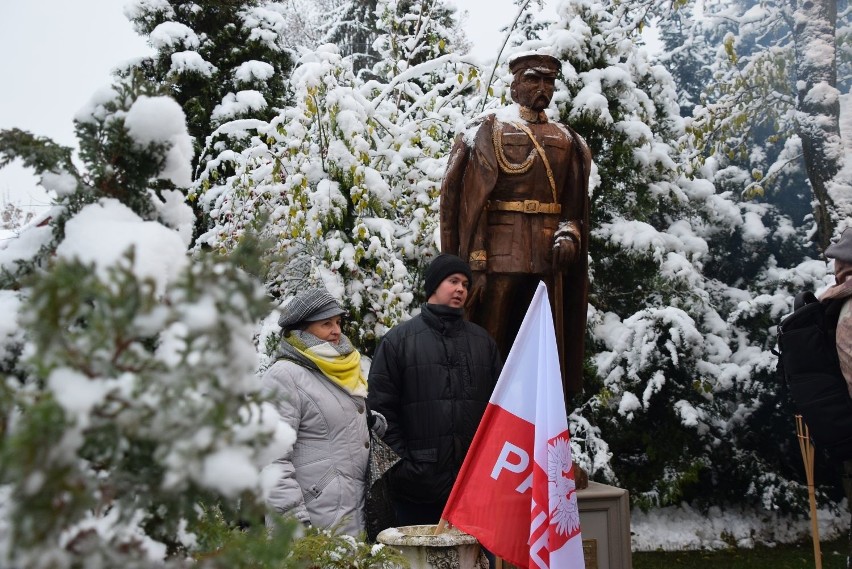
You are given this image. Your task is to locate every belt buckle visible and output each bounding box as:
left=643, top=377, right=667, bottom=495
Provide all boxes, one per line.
left=523, top=199, right=538, bottom=213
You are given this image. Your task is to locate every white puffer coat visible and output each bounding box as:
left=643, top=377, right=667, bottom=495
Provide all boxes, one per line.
left=262, top=344, right=374, bottom=536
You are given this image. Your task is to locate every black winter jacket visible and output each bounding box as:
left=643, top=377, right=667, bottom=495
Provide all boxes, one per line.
left=367, top=303, right=502, bottom=505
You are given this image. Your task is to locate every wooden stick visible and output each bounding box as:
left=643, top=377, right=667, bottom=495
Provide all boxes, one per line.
left=478, top=0, right=533, bottom=114
left=796, top=415, right=823, bottom=569
left=434, top=518, right=449, bottom=535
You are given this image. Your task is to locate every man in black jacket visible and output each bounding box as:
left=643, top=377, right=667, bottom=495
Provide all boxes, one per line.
left=367, top=253, right=502, bottom=525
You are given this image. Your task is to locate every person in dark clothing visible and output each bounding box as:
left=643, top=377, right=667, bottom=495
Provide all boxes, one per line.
left=367, top=254, right=503, bottom=525
left=820, top=229, right=852, bottom=563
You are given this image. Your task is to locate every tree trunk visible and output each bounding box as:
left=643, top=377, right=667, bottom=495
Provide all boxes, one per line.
left=794, top=0, right=842, bottom=252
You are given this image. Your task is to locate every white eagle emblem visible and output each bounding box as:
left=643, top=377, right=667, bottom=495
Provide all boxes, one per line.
left=547, top=436, right=580, bottom=535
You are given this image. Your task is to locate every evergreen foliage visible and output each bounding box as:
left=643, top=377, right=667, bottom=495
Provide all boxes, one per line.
left=323, top=0, right=381, bottom=76
left=124, top=0, right=296, bottom=173
left=289, top=527, right=410, bottom=567
left=501, top=0, right=552, bottom=49
left=274, top=0, right=347, bottom=54
left=653, top=0, right=814, bottom=230
left=194, top=0, right=479, bottom=355
left=0, top=70, right=411, bottom=566
left=527, top=0, right=837, bottom=514
left=0, top=76, right=190, bottom=290
left=2, top=0, right=852, bottom=555
left=369, top=0, right=465, bottom=81
left=1, top=247, right=287, bottom=566
left=685, top=0, right=852, bottom=250
left=657, top=2, right=719, bottom=117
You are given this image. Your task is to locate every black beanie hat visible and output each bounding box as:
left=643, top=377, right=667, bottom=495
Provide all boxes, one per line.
left=424, top=253, right=473, bottom=300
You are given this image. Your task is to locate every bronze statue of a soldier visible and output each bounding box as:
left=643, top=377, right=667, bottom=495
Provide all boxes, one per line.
left=440, top=51, right=592, bottom=396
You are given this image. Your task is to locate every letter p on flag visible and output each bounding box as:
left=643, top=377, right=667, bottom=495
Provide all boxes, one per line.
left=441, top=282, right=585, bottom=569
left=491, top=442, right=529, bottom=479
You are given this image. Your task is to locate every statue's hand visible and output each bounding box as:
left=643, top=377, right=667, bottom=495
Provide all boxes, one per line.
left=466, top=271, right=487, bottom=308
left=552, top=237, right=578, bottom=269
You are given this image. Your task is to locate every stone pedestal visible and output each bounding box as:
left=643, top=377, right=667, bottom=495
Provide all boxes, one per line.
left=498, top=481, right=632, bottom=569
left=377, top=524, right=489, bottom=569
left=378, top=482, right=632, bottom=569
left=577, top=481, right=632, bottom=569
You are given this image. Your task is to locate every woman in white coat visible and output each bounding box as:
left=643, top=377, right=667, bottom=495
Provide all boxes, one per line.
left=262, top=287, right=385, bottom=536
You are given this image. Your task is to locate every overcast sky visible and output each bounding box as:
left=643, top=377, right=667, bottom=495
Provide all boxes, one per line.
left=0, top=1, right=152, bottom=210
left=0, top=0, right=555, bottom=211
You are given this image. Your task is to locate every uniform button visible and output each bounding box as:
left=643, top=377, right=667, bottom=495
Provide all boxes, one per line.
left=358, top=406, right=364, bottom=414
left=364, top=441, right=370, bottom=448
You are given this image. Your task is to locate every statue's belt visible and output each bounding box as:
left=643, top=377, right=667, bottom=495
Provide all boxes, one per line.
left=487, top=199, right=561, bottom=214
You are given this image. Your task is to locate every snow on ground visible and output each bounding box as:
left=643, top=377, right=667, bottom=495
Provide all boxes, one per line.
left=631, top=501, right=849, bottom=551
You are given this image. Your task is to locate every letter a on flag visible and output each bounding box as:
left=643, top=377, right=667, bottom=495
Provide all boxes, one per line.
left=441, top=282, right=584, bottom=569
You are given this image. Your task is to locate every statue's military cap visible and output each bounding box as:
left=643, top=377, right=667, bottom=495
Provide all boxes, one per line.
left=508, top=52, right=560, bottom=77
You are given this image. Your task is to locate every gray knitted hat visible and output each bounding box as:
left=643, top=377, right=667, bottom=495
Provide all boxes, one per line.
left=826, top=229, right=852, bottom=263
left=278, top=287, right=346, bottom=330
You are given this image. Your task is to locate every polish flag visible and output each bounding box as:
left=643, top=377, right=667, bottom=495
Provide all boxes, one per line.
left=441, top=282, right=584, bottom=569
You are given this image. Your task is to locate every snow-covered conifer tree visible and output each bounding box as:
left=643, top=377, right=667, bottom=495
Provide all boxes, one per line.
left=194, top=0, right=479, bottom=355
left=322, top=0, right=381, bottom=75
left=688, top=0, right=852, bottom=250
left=652, top=0, right=815, bottom=256
left=0, top=78, right=301, bottom=567
left=277, top=0, right=347, bottom=53
left=656, top=2, right=720, bottom=118
left=124, top=0, right=296, bottom=173
left=514, top=0, right=837, bottom=516
left=369, top=0, right=468, bottom=82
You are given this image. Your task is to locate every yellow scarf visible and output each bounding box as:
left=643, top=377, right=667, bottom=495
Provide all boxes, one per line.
left=303, top=349, right=367, bottom=396
left=286, top=333, right=368, bottom=396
